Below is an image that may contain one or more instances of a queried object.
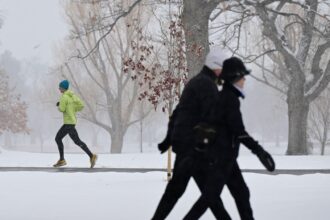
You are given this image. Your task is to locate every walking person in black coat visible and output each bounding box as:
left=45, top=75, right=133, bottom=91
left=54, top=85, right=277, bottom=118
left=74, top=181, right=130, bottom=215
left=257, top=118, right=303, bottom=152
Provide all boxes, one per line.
left=151, top=47, right=232, bottom=220
left=183, top=57, right=275, bottom=220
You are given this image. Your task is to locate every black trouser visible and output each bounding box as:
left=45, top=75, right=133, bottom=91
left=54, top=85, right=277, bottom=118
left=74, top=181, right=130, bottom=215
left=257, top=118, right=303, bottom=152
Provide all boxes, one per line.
left=151, top=153, right=231, bottom=220
left=184, top=160, right=254, bottom=220
left=55, top=124, right=93, bottom=160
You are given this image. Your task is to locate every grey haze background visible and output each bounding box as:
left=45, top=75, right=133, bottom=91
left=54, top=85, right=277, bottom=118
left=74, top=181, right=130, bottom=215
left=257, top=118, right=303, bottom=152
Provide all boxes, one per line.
left=0, top=0, right=67, bottom=64
left=0, top=0, right=288, bottom=154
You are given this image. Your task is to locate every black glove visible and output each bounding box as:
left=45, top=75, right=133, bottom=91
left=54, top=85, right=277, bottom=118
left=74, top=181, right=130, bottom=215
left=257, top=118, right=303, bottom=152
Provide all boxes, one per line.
left=56, top=102, right=59, bottom=107
left=255, top=147, right=275, bottom=172
left=158, top=136, right=171, bottom=154
left=158, top=112, right=176, bottom=154
left=193, top=122, right=217, bottom=152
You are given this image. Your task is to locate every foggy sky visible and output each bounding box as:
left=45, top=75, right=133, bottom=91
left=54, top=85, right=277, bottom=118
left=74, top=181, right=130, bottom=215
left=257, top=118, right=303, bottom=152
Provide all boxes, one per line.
left=0, top=0, right=68, bottom=64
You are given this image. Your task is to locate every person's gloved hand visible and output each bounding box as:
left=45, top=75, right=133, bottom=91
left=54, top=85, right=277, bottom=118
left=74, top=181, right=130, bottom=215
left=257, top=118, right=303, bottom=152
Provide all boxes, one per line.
left=193, top=122, right=217, bottom=152
left=56, top=102, right=59, bottom=107
left=158, top=136, right=171, bottom=154
left=255, top=147, right=275, bottom=172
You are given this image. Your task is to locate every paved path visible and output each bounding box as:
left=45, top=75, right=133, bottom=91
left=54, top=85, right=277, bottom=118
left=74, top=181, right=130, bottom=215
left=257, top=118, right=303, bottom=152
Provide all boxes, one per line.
left=0, top=167, right=329, bottom=175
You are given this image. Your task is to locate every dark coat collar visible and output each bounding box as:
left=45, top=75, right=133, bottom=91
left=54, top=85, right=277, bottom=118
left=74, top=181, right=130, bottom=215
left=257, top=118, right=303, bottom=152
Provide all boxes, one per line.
left=200, top=66, right=217, bottom=81
left=223, top=82, right=245, bottom=98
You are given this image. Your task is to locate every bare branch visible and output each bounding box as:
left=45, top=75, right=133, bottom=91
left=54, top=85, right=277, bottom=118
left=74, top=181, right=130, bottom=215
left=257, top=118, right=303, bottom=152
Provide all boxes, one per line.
left=78, top=0, right=143, bottom=59
left=307, top=60, right=330, bottom=102
left=305, top=41, right=330, bottom=92
left=250, top=74, right=287, bottom=95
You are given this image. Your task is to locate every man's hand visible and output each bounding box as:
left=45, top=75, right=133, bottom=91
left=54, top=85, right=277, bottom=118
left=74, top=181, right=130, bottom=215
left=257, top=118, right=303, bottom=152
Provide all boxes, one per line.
left=255, top=147, right=275, bottom=172
left=56, top=102, right=59, bottom=107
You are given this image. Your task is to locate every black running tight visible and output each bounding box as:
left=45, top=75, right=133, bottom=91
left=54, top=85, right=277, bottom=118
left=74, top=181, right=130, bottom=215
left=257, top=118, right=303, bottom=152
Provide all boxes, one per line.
left=55, top=124, right=93, bottom=160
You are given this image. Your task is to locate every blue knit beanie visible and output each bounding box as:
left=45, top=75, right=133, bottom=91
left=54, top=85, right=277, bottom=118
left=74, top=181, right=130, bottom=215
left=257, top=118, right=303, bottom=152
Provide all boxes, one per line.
left=59, top=80, right=69, bottom=90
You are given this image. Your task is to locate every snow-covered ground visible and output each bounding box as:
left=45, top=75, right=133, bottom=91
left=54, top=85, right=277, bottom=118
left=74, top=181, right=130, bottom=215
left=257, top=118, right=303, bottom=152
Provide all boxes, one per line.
left=1, top=148, right=330, bottom=220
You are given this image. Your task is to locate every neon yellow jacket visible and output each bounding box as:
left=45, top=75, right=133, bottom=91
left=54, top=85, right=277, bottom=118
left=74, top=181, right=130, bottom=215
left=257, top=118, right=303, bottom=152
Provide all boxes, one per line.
left=58, top=90, right=84, bottom=125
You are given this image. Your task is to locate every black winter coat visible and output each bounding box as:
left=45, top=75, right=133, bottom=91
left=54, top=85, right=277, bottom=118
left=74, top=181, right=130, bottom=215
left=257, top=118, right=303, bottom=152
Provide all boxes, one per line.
left=212, top=82, right=262, bottom=159
left=171, top=66, right=219, bottom=155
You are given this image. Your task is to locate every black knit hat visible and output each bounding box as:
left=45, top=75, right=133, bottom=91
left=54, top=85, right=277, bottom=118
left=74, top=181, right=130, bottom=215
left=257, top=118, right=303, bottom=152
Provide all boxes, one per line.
left=220, top=57, right=250, bottom=83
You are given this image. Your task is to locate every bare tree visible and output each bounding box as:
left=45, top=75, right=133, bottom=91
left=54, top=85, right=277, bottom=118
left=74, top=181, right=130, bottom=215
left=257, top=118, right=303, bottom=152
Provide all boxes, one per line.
left=69, top=0, right=227, bottom=101
left=73, top=0, right=143, bottom=59
left=0, top=15, right=28, bottom=151
left=181, top=0, right=226, bottom=78
left=309, top=87, right=330, bottom=155
left=123, top=8, right=187, bottom=115
left=211, top=0, right=330, bottom=154
left=124, top=3, right=188, bottom=178
left=56, top=0, right=151, bottom=153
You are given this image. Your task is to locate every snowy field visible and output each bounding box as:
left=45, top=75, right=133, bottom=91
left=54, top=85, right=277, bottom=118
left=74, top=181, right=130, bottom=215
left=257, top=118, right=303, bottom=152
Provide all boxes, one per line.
left=1, top=148, right=330, bottom=220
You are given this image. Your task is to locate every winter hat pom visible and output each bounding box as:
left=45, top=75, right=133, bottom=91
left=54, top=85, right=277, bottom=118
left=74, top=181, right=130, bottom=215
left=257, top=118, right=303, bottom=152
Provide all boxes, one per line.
left=59, top=80, right=69, bottom=90
left=205, top=46, right=229, bottom=70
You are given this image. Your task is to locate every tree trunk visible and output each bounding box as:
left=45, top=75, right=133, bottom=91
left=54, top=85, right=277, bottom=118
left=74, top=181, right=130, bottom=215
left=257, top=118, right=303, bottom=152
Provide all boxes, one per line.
left=108, top=97, right=126, bottom=153
left=321, top=141, right=326, bottom=155
left=321, top=128, right=327, bottom=155
left=111, top=131, right=124, bottom=153
left=286, top=88, right=309, bottom=155
left=182, top=0, right=220, bottom=78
